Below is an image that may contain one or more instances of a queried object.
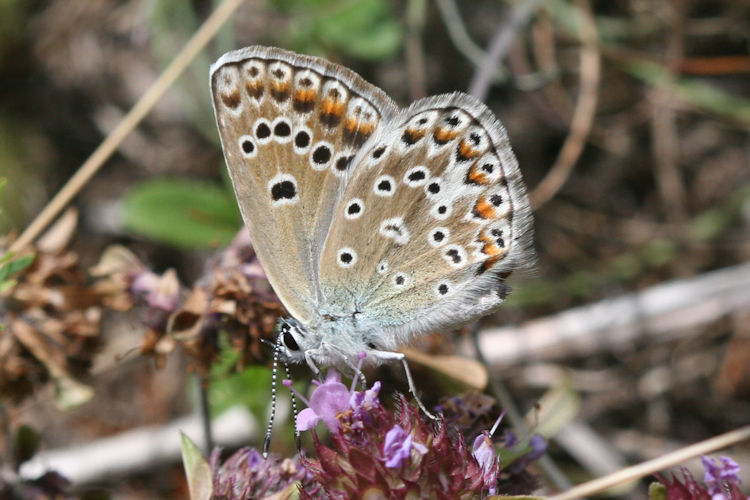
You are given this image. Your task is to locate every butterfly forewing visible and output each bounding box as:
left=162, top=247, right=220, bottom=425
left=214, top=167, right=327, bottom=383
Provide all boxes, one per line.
left=210, top=46, right=397, bottom=323
left=318, top=93, right=534, bottom=340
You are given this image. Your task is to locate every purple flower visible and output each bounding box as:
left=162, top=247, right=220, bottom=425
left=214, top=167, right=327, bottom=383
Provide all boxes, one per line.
left=382, top=424, right=428, bottom=468
left=350, top=380, right=380, bottom=410
left=473, top=432, right=500, bottom=492
left=287, top=370, right=351, bottom=432
left=703, top=455, right=743, bottom=500
left=210, top=446, right=312, bottom=498
left=473, top=433, right=498, bottom=472
left=657, top=456, right=747, bottom=500
left=508, top=433, right=548, bottom=474
left=503, top=428, right=519, bottom=447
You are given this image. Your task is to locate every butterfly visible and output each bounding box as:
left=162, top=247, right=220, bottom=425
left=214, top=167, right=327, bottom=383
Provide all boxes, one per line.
left=209, top=46, right=534, bottom=406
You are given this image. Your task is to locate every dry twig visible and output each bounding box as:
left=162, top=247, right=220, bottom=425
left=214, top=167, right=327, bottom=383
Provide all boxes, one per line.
left=529, top=0, right=600, bottom=209
left=468, top=0, right=544, bottom=101
left=8, top=0, right=245, bottom=254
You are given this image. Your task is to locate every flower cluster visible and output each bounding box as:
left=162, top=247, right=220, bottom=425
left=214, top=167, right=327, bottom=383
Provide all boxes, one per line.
left=90, top=230, right=285, bottom=373
left=655, top=455, right=747, bottom=500
left=280, top=365, right=545, bottom=499
left=209, top=447, right=314, bottom=499
left=207, top=364, right=547, bottom=499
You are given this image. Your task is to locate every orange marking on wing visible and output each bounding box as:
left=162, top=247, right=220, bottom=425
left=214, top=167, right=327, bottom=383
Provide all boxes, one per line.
left=477, top=229, right=507, bottom=271
left=474, top=196, right=496, bottom=219
left=221, top=91, right=241, bottom=108
left=434, top=127, right=459, bottom=143
left=478, top=230, right=501, bottom=256
left=482, top=255, right=500, bottom=271
left=271, top=81, right=290, bottom=94
left=360, top=122, right=375, bottom=135
left=245, top=81, right=263, bottom=99
left=406, top=127, right=426, bottom=140
left=467, top=165, right=489, bottom=185
left=345, top=117, right=375, bottom=134
left=321, top=98, right=345, bottom=117
left=344, top=117, right=358, bottom=133
left=294, top=88, right=316, bottom=103
left=458, top=139, right=480, bottom=160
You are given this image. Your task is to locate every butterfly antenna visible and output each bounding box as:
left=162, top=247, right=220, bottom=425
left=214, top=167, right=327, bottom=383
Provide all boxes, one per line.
left=282, top=359, right=301, bottom=452
left=263, top=336, right=282, bottom=459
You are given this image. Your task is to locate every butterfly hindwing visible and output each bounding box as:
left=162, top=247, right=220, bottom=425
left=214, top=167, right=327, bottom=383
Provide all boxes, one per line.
left=318, top=93, right=534, bottom=346
left=211, top=46, right=397, bottom=323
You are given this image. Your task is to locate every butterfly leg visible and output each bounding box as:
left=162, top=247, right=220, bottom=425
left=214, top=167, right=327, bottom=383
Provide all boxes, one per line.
left=304, top=350, right=324, bottom=382
left=321, top=341, right=368, bottom=388
left=371, top=350, right=437, bottom=420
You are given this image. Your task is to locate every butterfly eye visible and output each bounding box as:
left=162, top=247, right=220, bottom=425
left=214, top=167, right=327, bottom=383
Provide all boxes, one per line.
left=283, top=329, right=300, bottom=351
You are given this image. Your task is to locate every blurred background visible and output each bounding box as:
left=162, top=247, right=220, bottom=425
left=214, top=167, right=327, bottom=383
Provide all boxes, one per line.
left=1, top=0, right=749, bottom=498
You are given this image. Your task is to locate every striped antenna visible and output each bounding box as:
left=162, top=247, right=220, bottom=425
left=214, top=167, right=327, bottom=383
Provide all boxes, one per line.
left=283, top=359, right=301, bottom=451
left=262, top=335, right=282, bottom=459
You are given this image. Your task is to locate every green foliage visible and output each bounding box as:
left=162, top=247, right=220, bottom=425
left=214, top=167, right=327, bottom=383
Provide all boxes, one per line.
left=0, top=0, right=33, bottom=51
left=626, top=60, right=750, bottom=126
left=207, top=335, right=273, bottom=423
left=0, top=251, right=34, bottom=294
left=123, top=178, right=241, bottom=249
left=13, top=425, right=40, bottom=467
left=548, top=0, right=750, bottom=125
left=273, top=0, right=402, bottom=60
left=689, top=184, right=750, bottom=241
left=145, top=0, right=234, bottom=142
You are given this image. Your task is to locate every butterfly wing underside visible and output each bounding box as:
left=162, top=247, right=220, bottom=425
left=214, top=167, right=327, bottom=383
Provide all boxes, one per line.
left=318, top=93, right=534, bottom=349
left=210, top=46, right=397, bottom=324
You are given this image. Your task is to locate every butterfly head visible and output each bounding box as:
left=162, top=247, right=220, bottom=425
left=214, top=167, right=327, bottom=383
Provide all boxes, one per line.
left=276, top=317, right=312, bottom=363
left=276, top=315, right=383, bottom=367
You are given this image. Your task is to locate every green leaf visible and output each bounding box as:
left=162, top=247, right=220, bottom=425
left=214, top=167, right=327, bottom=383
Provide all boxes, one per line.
left=279, top=0, right=402, bottom=60
left=689, top=184, right=750, bottom=241
left=526, top=378, right=580, bottom=439
left=625, top=59, right=750, bottom=126
left=209, top=364, right=273, bottom=422
left=145, top=1, right=221, bottom=142
left=315, top=0, right=401, bottom=60
left=123, top=178, right=241, bottom=249
left=180, top=433, right=213, bottom=500
left=0, top=252, right=34, bottom=282
left=206, top=334, right=275, bottom=421
left=13, top=425, right=40, bottom=467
